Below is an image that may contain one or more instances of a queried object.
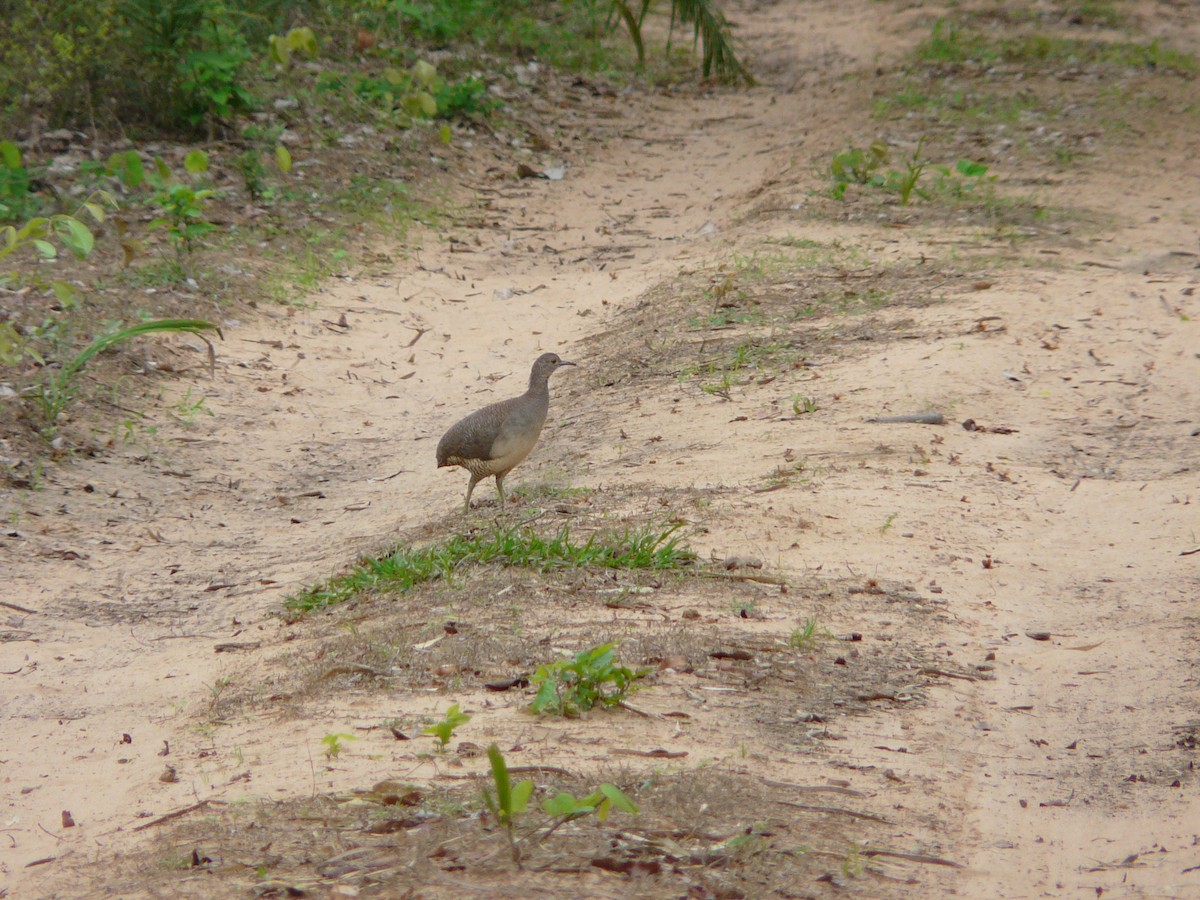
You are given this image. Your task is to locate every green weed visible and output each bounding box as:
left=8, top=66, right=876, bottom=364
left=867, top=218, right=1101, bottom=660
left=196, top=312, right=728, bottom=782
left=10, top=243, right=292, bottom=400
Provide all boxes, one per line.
left=0, top=140, right=42, bottom=222
left=483, top=743, right=637, bottom=867
left=787, top=617, right=824, bottom=651
left=828, top=138, right=1000, bottom=208
left=530, top=642, right=650, bottom=717
left=791, top=394, right=818, bottom=415
left=829, top=140, right=889, bottom=198
left=147, top=153, right=218, bottom=259
left=172, top=387, right=214, bottom=424
left=422, top=702, right=471, bottom=750
left=37, top=319, right=221, bottom=437
left=321, top=732, right=356, bottom=760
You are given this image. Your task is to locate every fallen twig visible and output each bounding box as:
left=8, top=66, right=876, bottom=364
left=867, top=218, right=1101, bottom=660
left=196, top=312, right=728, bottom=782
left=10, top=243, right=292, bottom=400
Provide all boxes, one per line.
left=863, top=848, right=963, bottom=868
left=0, top=600, right=38, bottom=614
left=918, top=667, right=985, bottom=682
left=697, top=571, right=788, bottom=587
left=132, top=800, right=219, bottom=832
left=760, top=777, right=866, bottom=797
left=865, top=412, right=945, bottom=425
left=774, top=800, right=891, bottom=823
left=617, top=701, right=664, bottom=720
left=610, top=747, right=688, bottom=759
left=319, top=663, right=392, bottom=680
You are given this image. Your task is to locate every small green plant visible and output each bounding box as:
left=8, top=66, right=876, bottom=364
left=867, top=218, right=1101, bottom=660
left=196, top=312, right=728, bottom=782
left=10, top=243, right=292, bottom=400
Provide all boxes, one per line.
left=829, top=140, right=889, bottom=198
left=483, top=743, right=534, bottom=864
left=530, top=642, right=650, bottom=717
left=880, top=512, right=899, bottom=534
left=1, top=193, right=113, bottom=271
left=701, top=372, right=736, bottom=397
left=172, top=387, right=214, bottom=424
left=267, top=26, right=318, bottom=68
left=0, top=140, right=41, bottom=223
left=147, top=153, right=217, bottom=258
left=884, top=137, right=930, bottom=205
left=178, top=20, right=256, bottom=130
left=483, top=743, right=637, bottom=867
left=787, top=617, right=824, bottom=651
left=422, top=702, right=471, bottom=750
left=791, top=394, right=818, bottom=415
left=232, top=149, right=268, bottom=202
left=433, top=76, right=495, bottom=119
left=234, top=123, right=293, bottom=203
left=842, top=841, right=865, bottom=878
left=321, top=732, right=356, bottom=760
left=37, top=319, right=222, bottom=437
left=932, top=159, right=996, bottom=201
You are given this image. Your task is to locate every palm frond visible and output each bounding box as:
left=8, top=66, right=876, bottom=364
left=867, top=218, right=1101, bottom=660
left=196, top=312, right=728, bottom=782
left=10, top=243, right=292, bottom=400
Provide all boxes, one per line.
left=668, top=0, right=753, bottom=84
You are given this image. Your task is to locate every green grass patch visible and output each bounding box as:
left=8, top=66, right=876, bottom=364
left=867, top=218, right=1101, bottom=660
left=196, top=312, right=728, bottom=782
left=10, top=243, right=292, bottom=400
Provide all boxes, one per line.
left=794, top=289, right=891, bottom=319
left=286, top=522, right=694, bottom=615
left=874, top=83, right=1047, bottom=127
left=915, top=19, right=1197, bottom=73
left=678, top=339, right=800, bottom=393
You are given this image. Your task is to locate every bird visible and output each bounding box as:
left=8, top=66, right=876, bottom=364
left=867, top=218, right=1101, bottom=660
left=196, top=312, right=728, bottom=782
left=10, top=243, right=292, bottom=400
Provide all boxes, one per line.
left=436, top=352, right=576, bottom=512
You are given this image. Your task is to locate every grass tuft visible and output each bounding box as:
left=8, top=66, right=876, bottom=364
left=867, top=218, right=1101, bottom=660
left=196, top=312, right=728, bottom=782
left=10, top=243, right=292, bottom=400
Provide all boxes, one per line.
left=286, top=523, right=694, bottom=615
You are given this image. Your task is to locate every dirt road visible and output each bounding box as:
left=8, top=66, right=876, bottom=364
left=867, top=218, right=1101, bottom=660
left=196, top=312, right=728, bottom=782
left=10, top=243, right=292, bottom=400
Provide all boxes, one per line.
left=4, top=1, right=1199, bottom=896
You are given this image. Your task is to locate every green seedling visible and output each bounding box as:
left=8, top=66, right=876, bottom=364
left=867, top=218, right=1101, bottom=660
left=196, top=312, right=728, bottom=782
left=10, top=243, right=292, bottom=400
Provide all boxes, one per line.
left=483, top=743, right=534, bottom=864
left=422, top=702, right=471, bottom=750
left=0, top=140, right=41, bottom=222
left=173, top=387, right=214, bottom=424
left=885, top=137, right=930, bottom=205
left=146, top=153, right=217, bottom=259
left=267, top=26, right=318, bottom=67
left=880, top=512, right=899, bottom=534
left=483, top=743, right=636, bottom=868
left=321, top=732, right=356, bottom=760
left=791, top=394, right=818, bottom=415
left=788, top=617, right=824, bottom=651
left=842, top=841, right=865, bottom=878
left=829, top=140, right=890, bottom=198
left=530, top=642, right=650, bottom=717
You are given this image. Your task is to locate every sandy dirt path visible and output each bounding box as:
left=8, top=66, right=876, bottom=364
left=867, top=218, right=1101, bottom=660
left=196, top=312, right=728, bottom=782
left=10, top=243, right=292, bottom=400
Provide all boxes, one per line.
left=4, top=1, right=1200, bottom=896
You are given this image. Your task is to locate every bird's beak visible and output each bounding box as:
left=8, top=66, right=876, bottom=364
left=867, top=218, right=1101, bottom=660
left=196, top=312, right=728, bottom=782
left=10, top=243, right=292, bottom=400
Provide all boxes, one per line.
left=560, top=360, right=577, bottom=367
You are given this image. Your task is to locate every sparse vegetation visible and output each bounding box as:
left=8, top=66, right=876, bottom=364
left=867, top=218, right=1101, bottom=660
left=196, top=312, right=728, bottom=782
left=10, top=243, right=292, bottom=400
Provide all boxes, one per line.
left=285, top=523, right=694, bottom=614
left=829, top=137, right=999, bottom=207
left=915, top=18, right=1196, bottom=72
left=37, top=318, right=221, bottom=438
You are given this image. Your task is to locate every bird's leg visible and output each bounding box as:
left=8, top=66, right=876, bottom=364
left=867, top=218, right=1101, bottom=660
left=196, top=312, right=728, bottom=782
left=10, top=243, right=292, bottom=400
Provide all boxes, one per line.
left=464, top=474, right=482, bottom=514
left=495, top=474, right=506, bottom=510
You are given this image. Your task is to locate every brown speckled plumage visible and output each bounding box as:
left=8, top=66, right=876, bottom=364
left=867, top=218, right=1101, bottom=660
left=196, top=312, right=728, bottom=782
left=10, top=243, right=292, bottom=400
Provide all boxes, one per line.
left=437, top=352, right=575, bottom=512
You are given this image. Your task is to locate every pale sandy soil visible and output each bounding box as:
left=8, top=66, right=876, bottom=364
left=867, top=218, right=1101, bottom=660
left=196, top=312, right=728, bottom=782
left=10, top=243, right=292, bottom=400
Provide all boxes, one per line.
left=4, top=1, right=1200, bottom=897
